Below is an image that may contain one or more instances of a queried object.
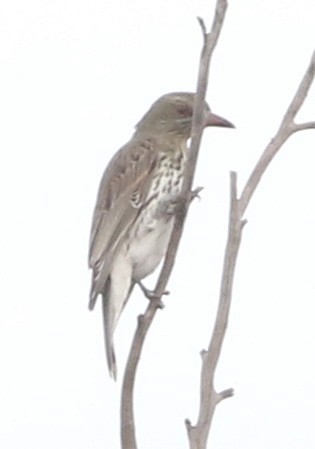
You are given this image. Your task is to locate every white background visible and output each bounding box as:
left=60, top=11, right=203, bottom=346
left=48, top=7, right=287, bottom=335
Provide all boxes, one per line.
left=1, top=1, right=315, bottom=448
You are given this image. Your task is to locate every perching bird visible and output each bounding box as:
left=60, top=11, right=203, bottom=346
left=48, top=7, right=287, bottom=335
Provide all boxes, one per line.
left=88, top=92, right=234, bottom=379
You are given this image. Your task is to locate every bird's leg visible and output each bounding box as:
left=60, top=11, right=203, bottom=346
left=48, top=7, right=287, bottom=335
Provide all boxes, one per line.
left=137, top=281, right=169, bottom=308
left=189, top=186, right=204, bottom=202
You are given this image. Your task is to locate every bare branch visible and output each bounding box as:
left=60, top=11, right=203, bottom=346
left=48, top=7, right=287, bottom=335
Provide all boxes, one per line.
left=120, top=302, right=160, bottom=449
left=197, top=17, right=207, bottom=43
left=120, top=1, right=315, bottom=448
left=218, top=388, right=234, bottom=402
left=293, top=121, right=315, bottom=133
left=239, top=50, right=315, bottom=216
left=189, top=0, right=228, bottom=182
left=186, top=171, right=244, bottom=449
left=281, top=50, right=315, bottom=127
left=186, top=47, right=315, bottom=449
left=120, top=1, right=229, bottom=448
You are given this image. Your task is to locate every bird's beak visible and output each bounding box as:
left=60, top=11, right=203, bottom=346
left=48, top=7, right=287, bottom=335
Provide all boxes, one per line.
left=206, top=112, right=235, bottom=128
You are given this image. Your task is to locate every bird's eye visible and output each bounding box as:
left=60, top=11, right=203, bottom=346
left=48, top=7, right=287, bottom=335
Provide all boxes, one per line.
left=177, top=105, right=193, bottom=118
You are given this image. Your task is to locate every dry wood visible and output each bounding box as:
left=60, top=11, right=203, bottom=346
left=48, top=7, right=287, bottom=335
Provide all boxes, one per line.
left=120, top=1, right=315, bottom=448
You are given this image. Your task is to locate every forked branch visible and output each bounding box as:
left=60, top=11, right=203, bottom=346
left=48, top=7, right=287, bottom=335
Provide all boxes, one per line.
left=120, top=1, right=229, bottom=448
left=240, top=49, right=315, bottom=216
left=120, top=0, right=314, bottom=447
left=186, top=49, right=315, bottom=449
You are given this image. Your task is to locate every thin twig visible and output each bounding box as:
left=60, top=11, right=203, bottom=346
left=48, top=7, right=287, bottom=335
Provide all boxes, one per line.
left=293, top=121, right=315, bottom=133
left=239, top=50, right=315, bottom=216
left=197, top=17, right=207, bottom=43
left=120, top=1, right=229, bottom=448
left=186, top=49, right=315, bottom=449
left=185, top=171, right=241, bottom=449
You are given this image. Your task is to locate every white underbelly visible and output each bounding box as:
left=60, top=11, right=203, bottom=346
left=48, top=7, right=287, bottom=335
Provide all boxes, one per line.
left=128, top=218, right=173, bottom=281
left=127, top=148, right=186, bottom=281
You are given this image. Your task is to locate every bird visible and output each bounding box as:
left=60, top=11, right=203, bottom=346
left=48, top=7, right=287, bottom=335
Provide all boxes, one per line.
left=88, top=92, right=234, bottom=379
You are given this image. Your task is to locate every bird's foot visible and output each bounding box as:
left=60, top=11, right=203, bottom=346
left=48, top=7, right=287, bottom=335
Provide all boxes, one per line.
left=165, top=186, right=203, bottom=216
left=137, top=281, right=169, bottom=309
left=189, top=186, right=203, bottom=203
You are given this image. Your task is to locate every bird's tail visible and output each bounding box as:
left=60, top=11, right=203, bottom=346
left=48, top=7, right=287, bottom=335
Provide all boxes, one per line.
left=88, top=268, right=117, bottom=378
left=102, top=283, right=117, bottom=380
left=102, top=278, right=136, bottom=381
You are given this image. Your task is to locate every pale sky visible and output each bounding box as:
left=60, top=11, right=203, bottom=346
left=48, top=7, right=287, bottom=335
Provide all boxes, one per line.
left=1, top=1, right=315, bottom=448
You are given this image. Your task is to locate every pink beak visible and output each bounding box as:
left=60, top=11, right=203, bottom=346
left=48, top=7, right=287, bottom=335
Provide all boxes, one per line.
left=206, top=112, right=235, bottom=128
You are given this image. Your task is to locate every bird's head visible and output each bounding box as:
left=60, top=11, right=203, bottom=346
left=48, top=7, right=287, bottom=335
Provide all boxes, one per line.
left=135, top=92, right=234, bottom=139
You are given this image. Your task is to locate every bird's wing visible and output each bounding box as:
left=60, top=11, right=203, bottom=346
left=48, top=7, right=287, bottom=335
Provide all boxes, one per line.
left=89, top=137, right=158, bottom=270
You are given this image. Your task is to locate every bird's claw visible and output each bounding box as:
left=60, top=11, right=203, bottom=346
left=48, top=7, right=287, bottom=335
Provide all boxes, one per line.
left=166, top=187, right=203, bottom=216
left=137, top=281, right=169, bottom=308
left=189, top=186, right=203, bottom=202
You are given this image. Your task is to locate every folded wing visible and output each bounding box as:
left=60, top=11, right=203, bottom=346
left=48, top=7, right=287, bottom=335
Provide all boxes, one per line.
left=88, top=137, right=158, bottom=309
